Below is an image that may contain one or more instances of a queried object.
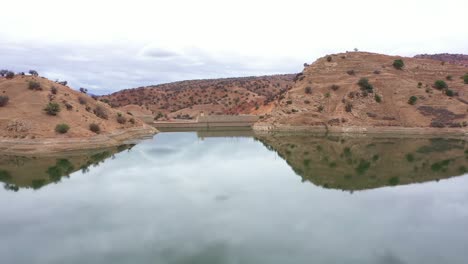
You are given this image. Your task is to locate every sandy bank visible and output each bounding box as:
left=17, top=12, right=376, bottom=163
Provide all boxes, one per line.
left=0, top=126, right=157, bottom=155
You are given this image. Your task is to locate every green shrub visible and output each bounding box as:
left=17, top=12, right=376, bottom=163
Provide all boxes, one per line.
left=331, top=84, right=340, bottom=91
left=28, top=80, right=42, bottom=90
left=346, top=70, right=355, bottom=75
left=305, top=86, right=312, bottom=94
left=434, top=80, right=448, bottom=90
left=463, top=74, right=468, bottom=84
left=374, top=94, right=382, bottom=103
left=357, top=78, right=373, bottom=93
left=445, top=89, right=454, bottom=97
left=44, top=102, right=61, bottom=115
left=393, top=59, right=404, bottom=70
left=55, top=123, right=70, bottom=134
left=408, top=96, right=417, bottom=105
left=417, top=82, right=422, bottom=88
left=89, top=123, right=100, bottom=133
left=446, top=75, right=452, bottom=81
left=50, top=86, right=58, bottom=94
left=0, top=95, right=9, bottom=107
left=116, top=115, right=127, bottom=124
left=28, top=70, right=38, bottom=76
left=345, top=102, right=353, bottom=112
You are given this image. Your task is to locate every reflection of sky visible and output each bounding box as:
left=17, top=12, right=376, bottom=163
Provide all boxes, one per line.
left=0, top=132, right=468, bottom=264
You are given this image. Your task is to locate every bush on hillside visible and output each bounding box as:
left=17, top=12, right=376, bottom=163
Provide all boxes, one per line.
left=89, top=123, right=100, bottom=133
left=408, top=96, right=417, bottom=105
left=116, top=114, right=127, bottom=124
left=5, top=71, right=14, bottom=79
left=346, top=70, right=355, bottom=75
left=28, top=80, right=42, bottom=91
left=374, top=94, right=382, bottom=103
left=445, top=89, right=454, bottom=97
left=78, top=97, right=87, bottom=105
left=357, top=78, right=374, bottom=93
left=55, top=123, right=70, bottom=134
left=434, top=80, right=448, bottom=90
left=326, top=56, right=332, bottom=62
left=44, top=102, right=61, bottom=115
left=464, top=74, right=468, bottom=84
left=50, top=86, right=58, bottom=94
left=0, top=96, right=9, bottom=107
left=446, top=75, right=452, bottom=81
left=345, top=102, right=353, bottom=112
left=393, top=59, right=404, bottom=70
left=93, top=106, right=108, bottom=119
left=331, top=84, right=340, bottom=91
left=305, top=86, right=312, bottom=94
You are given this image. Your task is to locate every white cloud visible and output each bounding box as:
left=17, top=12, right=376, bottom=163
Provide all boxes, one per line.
left=1, top=0, right=467, bottom=93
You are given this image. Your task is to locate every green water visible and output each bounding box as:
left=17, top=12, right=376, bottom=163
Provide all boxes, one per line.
left=0, top=131, right=467, bottom=264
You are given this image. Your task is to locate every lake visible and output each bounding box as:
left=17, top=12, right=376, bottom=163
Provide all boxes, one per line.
left=1, top=131, right=468, bottom=264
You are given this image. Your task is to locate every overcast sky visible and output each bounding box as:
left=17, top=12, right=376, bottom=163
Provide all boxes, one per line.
left=1, top=0, right=467, bottom=94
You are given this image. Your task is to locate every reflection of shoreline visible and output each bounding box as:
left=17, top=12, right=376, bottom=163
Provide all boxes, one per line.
left=0, top=144, right=134, bottom=191
left=256, top=133, right=468, bottom=191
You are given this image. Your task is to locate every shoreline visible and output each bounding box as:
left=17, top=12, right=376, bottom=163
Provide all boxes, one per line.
left=253, top=124, right=468, bottom=137
left=0, top=126, right=157, bottom=155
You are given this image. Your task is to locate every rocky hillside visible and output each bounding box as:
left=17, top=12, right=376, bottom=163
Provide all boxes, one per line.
left=256, top=52, right=468, bottom=132
left=414, top=53, right=468, bottom=67
left=99, top=74, right=295, bottom=119
left=0, top=73, right=156, bottom=153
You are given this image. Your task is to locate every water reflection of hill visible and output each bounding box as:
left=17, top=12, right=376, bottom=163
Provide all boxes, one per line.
left=256, top=133, right=467, bottom=191
left=0, top=145, right=134, bottom=191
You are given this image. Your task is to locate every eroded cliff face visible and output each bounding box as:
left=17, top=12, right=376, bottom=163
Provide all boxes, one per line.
left=256, top=52, right=468, bottom=132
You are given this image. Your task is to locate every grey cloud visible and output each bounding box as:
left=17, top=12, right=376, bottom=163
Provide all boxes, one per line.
left=0, top=41, right=301, bottom=95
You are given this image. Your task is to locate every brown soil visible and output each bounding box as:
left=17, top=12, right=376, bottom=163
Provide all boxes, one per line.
left=0, top=75, right=157, bottom=153
left=99, top=74, right=295, bottom=119
left=256, top=52, right=468, bottom=133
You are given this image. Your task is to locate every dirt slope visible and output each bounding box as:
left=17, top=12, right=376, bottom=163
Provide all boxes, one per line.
left=256, top=52, right=468, bottom=133
left=99, top=74, right=295, bottom=119
left=414, top=53, right=468, bottom=67
left=0, top=75, right=156, bottom=153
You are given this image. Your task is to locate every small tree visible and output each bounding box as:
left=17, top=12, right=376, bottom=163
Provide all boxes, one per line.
left=0, top=96, right=9, bottom=107
left=434, top=80, right=448, bottom=90
left=5, top=71, right=14, bottom=79
left=79, top=87, right=88, bottom=94
left=28, top=70, right=38, bottom=76
left=55, top=124, right=70, bottom=134
left=0, top=69, right=8, bottom=77
left=445, top=89, right=454, bottom=97
left=44, top=102, right=61, bottom=115
left=408, top=96, right=417, bottom=105
left=89, top=123, right=100, bottom=133
left=393, top=59, right=404, bottom=70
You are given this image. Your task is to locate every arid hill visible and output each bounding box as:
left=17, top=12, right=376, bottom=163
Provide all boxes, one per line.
left=99, top=74, right=295, bottom=120
left=255, top=52, right=468, bottom=133
left=414, top=53, right=468, bottom=67
left=0, top=74, right=156, bottom=153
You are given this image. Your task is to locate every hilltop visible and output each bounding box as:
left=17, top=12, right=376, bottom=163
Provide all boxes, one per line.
left=255, top=52, right=468, bottom=134
left=99, top=74, right=295, bottom=120
left=0, top=74, right=156, bottom=153
left=414, top=53, right=468, bottom=67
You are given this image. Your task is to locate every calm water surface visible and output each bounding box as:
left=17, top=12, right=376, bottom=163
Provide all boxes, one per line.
left=0, top=131, right=468, bottom=264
